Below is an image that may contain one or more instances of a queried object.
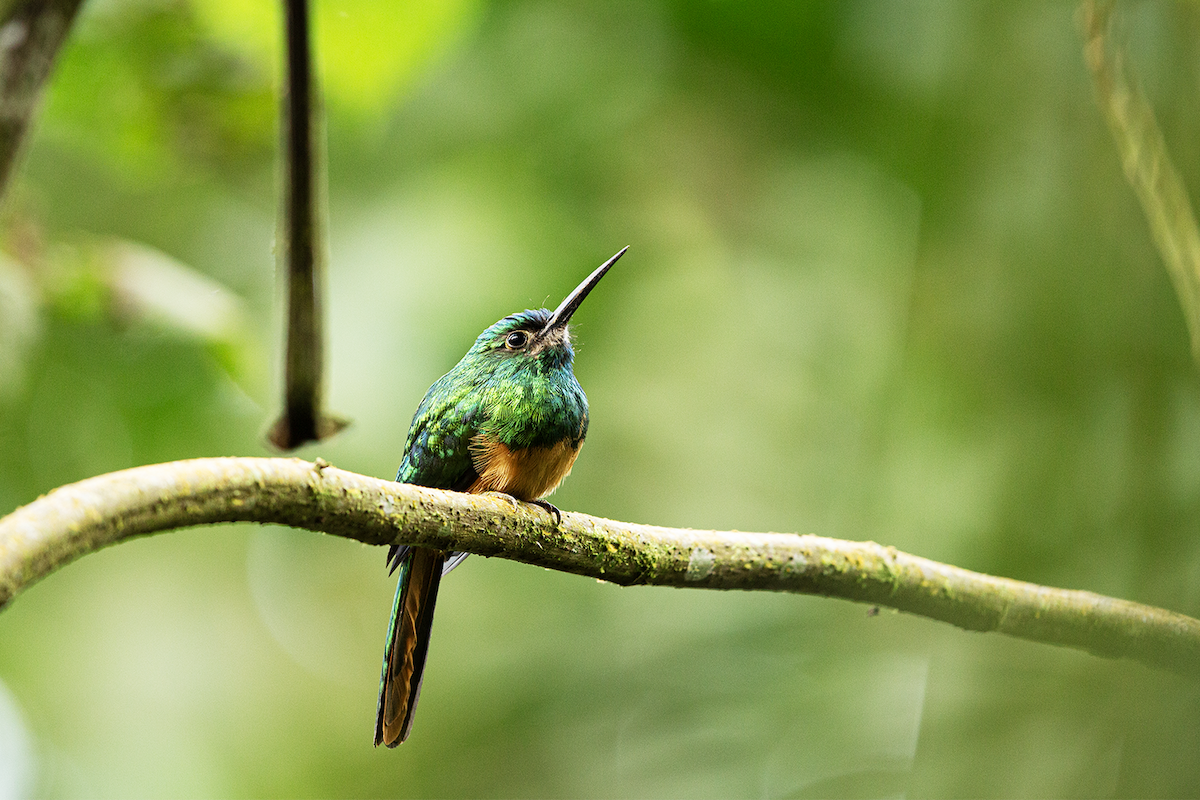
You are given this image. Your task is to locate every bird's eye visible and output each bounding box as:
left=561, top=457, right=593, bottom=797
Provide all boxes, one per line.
left=504, top=331, right=529, bottom=350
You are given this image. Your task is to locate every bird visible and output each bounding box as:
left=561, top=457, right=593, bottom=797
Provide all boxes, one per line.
left=374, top=246, right=627, bottom=747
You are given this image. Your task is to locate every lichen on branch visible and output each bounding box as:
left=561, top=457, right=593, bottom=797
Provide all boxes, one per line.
left=1, top=457, right=1198, bottom=677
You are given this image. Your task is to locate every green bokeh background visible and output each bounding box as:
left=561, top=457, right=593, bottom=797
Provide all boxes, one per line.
left=2, top=0, right=1200, bottom=796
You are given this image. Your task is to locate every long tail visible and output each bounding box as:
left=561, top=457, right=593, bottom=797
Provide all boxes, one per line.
left=374, top=546, right=446, bottom=747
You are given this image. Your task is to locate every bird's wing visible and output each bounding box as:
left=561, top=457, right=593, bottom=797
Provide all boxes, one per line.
left=387, top=385, right=483, bottom=574
left=395, top=381, right=482, bottom=489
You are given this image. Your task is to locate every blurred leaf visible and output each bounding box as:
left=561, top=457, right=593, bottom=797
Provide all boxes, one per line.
left=189, top=0, right=482, bottom=117
left=0, top=677, right=35, bottom=800
left=107, top=240, right=246, bottom=337
left=316, top=0, right=482, bottom=116
left=0, top=253, right=39, bottom=399
left=42, top=0, right=276, bottom=183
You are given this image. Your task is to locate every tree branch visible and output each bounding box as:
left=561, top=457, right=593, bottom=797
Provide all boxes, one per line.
left=1, top=456, right=1198, bottom=676
left=0, top=0, right=86, bottom=198
left=1081, top=0, right=1200, bottom=364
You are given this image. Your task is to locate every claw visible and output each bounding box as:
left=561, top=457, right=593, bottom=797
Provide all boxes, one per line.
left=483, top=490, right=521, bottom=510
left=530, top=499, right=562, bottom=526
left=483, top=492, right=561, bottom=525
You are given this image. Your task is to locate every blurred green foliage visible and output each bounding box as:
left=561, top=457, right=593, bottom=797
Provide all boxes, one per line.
left=2, top=0, right=1200, bottom=796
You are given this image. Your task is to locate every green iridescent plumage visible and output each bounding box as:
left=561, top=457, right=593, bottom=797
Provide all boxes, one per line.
left=396, top=309, right=588, bottom=490
left=374, top=247, right=626, bottom=748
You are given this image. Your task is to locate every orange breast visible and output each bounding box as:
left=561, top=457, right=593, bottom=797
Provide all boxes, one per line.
left=468, top=436, right=581, bottom=501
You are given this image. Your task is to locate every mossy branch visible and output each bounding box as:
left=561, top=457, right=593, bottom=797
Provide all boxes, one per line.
left=1, top=457, right=1198, bottom=676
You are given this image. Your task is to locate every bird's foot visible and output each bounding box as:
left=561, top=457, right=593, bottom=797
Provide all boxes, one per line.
left=530, top=499, right=563, bottom=526
left=482, top=491, right=521, bottom=511
left=482, top=492, right=561, bottom=525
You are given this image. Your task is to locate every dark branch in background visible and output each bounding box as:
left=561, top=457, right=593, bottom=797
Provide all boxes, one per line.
left=2, top=457, right=1198, bottom=678
left=267, top=0, right=346, bottom=449
left=1081, top=0, right=1200, bottom=364
left=0, top=0, right=85, bottom=197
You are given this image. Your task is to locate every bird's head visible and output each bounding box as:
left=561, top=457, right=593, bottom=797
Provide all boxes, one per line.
left=464, top=247, right=627, bottom=374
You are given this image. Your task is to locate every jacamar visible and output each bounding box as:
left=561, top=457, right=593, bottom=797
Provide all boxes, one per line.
left=374, top=246, right=627, bottom=747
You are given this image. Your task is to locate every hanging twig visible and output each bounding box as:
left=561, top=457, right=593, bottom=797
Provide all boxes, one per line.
left=267, top=0, right=346, bottom=449
left=0, top=0, right=86, bottom=198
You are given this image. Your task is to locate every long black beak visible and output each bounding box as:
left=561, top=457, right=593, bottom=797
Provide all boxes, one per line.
left=542, top=246, right=628, bottom=333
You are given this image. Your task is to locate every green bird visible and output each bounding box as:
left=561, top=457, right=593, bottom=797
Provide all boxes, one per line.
left=374, top=246, right=627, bottom=747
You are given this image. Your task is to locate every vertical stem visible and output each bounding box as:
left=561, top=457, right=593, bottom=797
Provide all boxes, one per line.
left=0, top=0, right=85, bottom=199
left=1081, top=0, right=1200, bottom=365
left=268, top=0, right=345, bottom=449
